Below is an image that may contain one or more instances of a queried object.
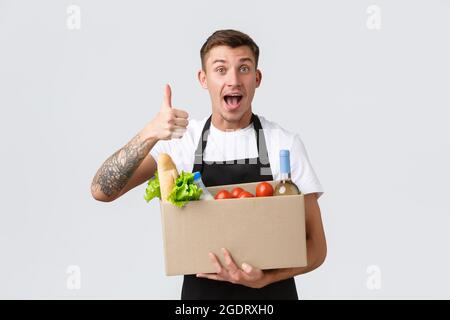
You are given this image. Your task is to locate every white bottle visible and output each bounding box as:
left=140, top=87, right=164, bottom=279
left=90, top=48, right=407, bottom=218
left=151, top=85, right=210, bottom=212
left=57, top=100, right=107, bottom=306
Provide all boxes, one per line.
left=193, top=171, right=214, bottom=200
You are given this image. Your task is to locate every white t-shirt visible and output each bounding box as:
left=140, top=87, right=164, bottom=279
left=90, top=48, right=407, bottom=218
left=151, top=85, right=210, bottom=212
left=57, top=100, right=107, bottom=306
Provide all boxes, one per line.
left=150, top=115, right=324, bottom=198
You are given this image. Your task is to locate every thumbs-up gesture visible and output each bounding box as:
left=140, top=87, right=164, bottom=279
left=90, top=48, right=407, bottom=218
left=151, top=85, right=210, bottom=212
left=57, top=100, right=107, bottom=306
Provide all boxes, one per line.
left=143, top=84, right=189, bottom=141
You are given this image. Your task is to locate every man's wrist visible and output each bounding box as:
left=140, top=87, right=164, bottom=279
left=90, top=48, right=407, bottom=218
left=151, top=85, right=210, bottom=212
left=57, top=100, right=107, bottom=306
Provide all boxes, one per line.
left=261, top=269, right=277, bottom=287
left=139, top=127, right=159, bottom=143
left=262, top=267, right=299, bottom=287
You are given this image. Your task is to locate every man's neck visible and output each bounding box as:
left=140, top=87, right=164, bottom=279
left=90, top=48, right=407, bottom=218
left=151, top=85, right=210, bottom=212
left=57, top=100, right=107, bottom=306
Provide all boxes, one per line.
left=211, top=109, right=253, bottom=132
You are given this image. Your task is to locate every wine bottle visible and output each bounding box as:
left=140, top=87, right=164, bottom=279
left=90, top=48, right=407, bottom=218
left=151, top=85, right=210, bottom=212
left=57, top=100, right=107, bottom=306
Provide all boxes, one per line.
left=274, top=150, right=301, bottom=196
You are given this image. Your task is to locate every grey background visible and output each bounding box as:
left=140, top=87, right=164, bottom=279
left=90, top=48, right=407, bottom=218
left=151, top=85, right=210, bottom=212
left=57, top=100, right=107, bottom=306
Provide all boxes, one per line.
left=1, top=0, right=449, bottom=299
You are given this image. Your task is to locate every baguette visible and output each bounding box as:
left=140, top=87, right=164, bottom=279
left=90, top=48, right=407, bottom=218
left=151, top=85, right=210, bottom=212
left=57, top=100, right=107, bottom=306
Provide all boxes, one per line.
left=157, top=153, right=179, bottom=201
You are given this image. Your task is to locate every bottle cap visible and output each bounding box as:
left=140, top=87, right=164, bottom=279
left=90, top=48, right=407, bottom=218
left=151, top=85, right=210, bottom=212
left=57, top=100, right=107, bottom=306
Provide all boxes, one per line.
left=280, top=150, right=290, bottom=157
left=279, top=150, right=291, bottom=174
left=193, top=171, right=201, bottom=181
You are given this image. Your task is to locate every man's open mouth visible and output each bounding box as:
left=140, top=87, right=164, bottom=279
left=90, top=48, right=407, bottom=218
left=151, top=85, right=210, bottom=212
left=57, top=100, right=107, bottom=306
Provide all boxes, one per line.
left=223, top=94, right=243, bottom=109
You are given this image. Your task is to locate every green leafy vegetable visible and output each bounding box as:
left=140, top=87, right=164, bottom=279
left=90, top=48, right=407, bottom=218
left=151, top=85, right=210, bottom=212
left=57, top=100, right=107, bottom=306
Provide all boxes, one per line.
left=167, top=171, right=203, bottom=207
left=143, top=171, right=202, bottom=208
left=144, top=172, right=161, bottom=202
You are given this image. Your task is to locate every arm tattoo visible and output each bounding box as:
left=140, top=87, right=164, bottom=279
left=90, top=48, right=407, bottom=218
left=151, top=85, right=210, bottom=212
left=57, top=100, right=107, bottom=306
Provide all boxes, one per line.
left=91, top=134, right=151, bottom=197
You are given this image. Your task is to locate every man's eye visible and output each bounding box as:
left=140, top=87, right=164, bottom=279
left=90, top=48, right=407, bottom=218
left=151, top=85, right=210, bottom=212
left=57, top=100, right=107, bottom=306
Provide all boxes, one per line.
left=216, top=67, right=225, bottom=73
left=240, top=66, right=250, bottom=72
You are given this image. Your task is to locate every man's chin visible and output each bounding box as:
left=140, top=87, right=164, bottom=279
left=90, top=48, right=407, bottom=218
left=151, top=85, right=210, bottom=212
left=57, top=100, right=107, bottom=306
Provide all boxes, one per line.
left=219, top=107, right=251, bottom=122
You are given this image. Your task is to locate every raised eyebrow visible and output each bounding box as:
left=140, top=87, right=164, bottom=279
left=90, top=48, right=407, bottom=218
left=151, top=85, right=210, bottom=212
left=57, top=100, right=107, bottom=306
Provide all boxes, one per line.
left=211, top=58, right=254, bottom=65
left=212, top=59, right=227, bottom=65
left=239, top=57, right=254, bottom=64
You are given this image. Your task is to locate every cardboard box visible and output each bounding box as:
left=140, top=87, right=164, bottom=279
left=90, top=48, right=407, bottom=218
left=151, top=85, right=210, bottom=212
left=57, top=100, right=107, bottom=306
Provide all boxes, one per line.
left=160, top=180, right=307, bottom=276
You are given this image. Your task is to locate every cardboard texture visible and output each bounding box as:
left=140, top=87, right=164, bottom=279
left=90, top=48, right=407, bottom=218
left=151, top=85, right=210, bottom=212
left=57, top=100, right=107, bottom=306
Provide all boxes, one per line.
left=160, top=180, right=307, bottom=276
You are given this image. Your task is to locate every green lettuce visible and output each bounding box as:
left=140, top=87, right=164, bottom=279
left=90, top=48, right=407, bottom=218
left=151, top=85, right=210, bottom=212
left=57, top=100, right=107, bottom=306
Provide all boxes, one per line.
left=167, top=171, right=203, bottom=207
left=144, top=172, right=161, bottom=202
left=144, top=171, right=202, bottom=208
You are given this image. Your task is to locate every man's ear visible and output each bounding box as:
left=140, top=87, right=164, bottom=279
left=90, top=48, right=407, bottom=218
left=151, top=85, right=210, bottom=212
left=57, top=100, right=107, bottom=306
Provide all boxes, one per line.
left=198, top=69, right=208, bottom=89
left=256, top=69, right=262, bottom=88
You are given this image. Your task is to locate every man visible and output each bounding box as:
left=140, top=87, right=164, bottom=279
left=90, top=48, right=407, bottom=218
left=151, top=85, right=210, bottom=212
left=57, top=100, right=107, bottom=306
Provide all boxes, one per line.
left=91, top=29, right=327, bottom=299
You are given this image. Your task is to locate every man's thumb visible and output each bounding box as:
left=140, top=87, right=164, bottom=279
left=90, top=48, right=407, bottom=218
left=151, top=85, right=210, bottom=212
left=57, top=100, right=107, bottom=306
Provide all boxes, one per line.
left=163, top=84, right=172, bottom=108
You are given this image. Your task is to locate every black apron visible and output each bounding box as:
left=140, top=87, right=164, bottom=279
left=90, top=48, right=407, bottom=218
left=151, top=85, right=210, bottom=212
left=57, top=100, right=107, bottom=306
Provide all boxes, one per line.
left=181, top=113, right=298, bottom=300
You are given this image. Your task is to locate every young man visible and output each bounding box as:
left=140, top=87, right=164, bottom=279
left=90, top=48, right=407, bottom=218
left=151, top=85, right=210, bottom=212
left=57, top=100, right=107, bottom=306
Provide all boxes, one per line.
left=91, top=29, right=327, bottom=300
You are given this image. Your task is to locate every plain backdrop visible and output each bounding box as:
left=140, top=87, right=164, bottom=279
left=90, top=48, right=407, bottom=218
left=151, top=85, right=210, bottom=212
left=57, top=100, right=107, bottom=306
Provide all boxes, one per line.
left=1, top=0, right=449, bottom=299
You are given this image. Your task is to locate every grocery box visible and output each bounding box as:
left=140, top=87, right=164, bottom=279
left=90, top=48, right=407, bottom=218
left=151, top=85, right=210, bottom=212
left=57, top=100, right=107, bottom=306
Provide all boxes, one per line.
left=159, top=180, right=307, bottom=276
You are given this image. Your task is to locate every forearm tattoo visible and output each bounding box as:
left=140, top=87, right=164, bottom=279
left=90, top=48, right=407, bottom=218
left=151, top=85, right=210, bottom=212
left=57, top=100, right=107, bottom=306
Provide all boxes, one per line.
left=91, top=134, right=151, bottom=197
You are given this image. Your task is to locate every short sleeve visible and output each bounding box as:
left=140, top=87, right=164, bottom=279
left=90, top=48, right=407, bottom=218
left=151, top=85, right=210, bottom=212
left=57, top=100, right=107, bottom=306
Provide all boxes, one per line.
left=149, top=140, right=170, bottom=164
left=148, top=124, right=200, bottom=174
left=290, top=135, right=324, bottom=198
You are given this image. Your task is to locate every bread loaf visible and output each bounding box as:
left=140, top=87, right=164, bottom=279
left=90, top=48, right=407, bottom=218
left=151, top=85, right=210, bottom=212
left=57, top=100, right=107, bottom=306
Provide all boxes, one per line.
left=157, top=153, right=179, bottom=201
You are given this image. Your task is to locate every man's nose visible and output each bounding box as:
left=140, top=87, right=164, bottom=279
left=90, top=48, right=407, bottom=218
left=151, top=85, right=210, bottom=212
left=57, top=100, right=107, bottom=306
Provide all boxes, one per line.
left=226, top=68, right=242, bottom=86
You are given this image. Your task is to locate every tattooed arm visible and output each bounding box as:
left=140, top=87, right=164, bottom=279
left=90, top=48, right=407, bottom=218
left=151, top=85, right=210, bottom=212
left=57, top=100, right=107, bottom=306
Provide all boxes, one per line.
left=90, top=84, right=189, bottom=202
left=90, top=134, right=159, bottom=202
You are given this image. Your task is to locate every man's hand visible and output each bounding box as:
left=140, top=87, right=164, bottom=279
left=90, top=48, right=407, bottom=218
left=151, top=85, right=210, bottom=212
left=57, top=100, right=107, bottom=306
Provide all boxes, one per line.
left=91, top=84, right=188, bottom=202
left=141, top=84, right=189, bottom=141
left=196, top=248, right=270, bottom=289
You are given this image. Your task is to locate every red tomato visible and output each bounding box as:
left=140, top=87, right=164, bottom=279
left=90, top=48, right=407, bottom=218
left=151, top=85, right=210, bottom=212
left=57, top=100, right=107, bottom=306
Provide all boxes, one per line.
left=214, top=190, right=233, bottom=200
left=238, top=191, right=254, bottom=198
left=255, top=182, right=274, bottom=197
left=231, top=187, right=245, bottom=198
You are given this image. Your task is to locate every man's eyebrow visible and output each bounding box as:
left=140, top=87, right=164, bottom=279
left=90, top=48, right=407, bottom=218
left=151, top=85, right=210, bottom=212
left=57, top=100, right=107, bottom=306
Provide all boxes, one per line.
left=212, top=59, right=227, bottom=65
left=211, top=57, right=254, bottom=65
left=239, top=57, right=254, bottom=64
